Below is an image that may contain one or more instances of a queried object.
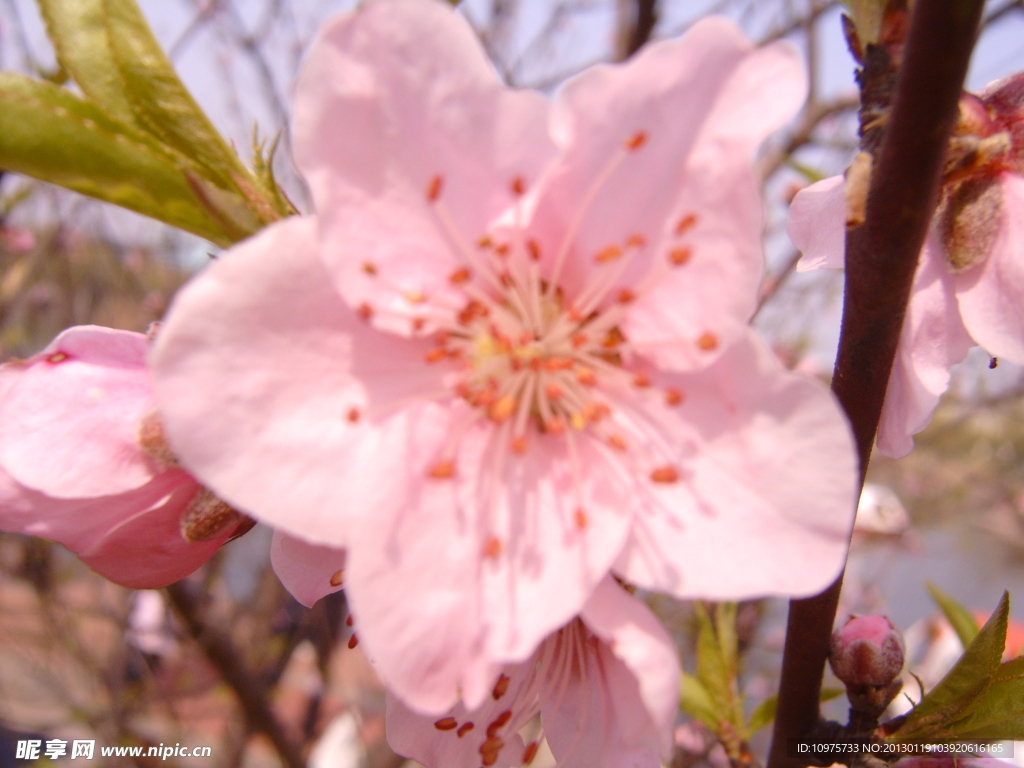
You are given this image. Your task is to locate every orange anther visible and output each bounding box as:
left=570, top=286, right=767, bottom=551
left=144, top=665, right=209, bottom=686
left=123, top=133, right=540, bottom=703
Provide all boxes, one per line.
left=650, top=465, right=680, bottom=484
left=428, top=460, right=456, bottom=479
left=499, top=272, right=513, bottom=287
left=427, top=175, right=443, bottom=201
left=480, top=737, right=504, bottom=767
left=329, top=570, right=344, bottom=587
left=608, top=434, right=627, bottom=451
left=495, top=243, right=510, bottom=258
left=545, top=382, right=563, bottom=400
left=545, top=417, right=566, bottom=434
left=434, top=717, right=458, bottom=731
left=412, top=317, right=426, bottom=333
left=626, top=130, right=648, bottom=150
left=633, top=372, right=651, bottom=388
left=575, top=367, right=596, bottom=386
left=697, top=332, right=719, bottom=351
left=361, top=261, right=378, bottom=276
left=527, top=239, right=541, bottom=261
left=457, top=722, right=475, bottom=738
left=46, top=352, right=68, bottom=364
left=510, top=176, right=526, bottom=196
left=669, top=246, right=693, bottom=266
left=665, top=388, right=684, bottom=406
left=567, top=306, right=583, bottom=322
left=602, top=327, right=625, bottom=348
left=626, top=233, right=647, bottom=249
left=518, top=332, right=534, bottom=345
left=486, top=710, right=512, bottom=738
left=425, top=348, right=447, bottom=364
left=450, top=266, right=471, bottom=284
left=618, top=288, right=636, bottom=304
left=523, top=742, right=539, bottom=765
left=483, top=537, right=503, bottom=559
left=346, top=407, right=361, bottom=423
left=492, top=674, right=511, bottom=700
left=595, top=245, right=622, bottom=263
left=511, top=435, right=528, bottom=454
left=574, top=508, right=589, bottom=530
left=346, top=614, right=354, bottom=626
left=348, top=633, right=359, bottom=649
left=477, top=235, right=493, bottom=248
left=675, top=213, right=698, bottom=236
left=544, top=357, right=573, bottom=371
left=571, top=334, right=588, bottom=349
left=490, top=395, right=516, bottom=423
left=404, top=290, right=426, bottom=304
left=357, top=303, right=373, bottom=321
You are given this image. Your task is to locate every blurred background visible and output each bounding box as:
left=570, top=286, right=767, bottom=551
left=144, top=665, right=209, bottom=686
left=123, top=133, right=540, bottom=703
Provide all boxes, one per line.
left=2, top=0, right=1024, bottom=765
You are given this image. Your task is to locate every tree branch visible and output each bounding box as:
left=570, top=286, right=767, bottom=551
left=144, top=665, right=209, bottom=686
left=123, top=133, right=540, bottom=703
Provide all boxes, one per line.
left=766, top=3, right=984, bottom=767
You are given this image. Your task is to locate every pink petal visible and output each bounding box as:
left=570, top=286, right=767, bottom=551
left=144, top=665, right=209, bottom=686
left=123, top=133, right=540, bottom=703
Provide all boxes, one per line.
left=292, top=0, right=554, bottom=334
left=613, top=330, right=856, bottom=599
left=622, top=35, right=808, bottom=368
left=954, top=172, right=1024, bottom=364
left=151, top=216, right=446, bottom=549
left=876, top=237, right=972, bottom=458
left=0, top=466, right=224, bottom=588
left=0, top=326, right=156, bottom=498
left=789, top=175, right=847, bottom=271
left=270, top=531, right=346, bottom=608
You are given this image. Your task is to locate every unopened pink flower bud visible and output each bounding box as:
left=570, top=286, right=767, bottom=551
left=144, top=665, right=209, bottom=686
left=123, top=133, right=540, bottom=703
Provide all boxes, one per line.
left=829, top=615, right=905, bottom=687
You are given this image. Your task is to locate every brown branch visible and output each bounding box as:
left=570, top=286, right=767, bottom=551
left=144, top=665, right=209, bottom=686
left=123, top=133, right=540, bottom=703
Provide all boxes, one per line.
left=617, top=0, right=658, bottom=60
left=164, top=580, right=306, bottom=768
left=766, top=3, right=984, bottom=768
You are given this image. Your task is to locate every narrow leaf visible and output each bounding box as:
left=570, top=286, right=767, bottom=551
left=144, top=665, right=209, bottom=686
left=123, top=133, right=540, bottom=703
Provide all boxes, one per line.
left=0, top=73, right=232, bottom=245
left=931, top=657, right=1024, bottom=742
left=928, top=582, right=980, bottom=648
left=746, top=688, right=843, bottom=734
left=681, top=673, right=720, bottom=731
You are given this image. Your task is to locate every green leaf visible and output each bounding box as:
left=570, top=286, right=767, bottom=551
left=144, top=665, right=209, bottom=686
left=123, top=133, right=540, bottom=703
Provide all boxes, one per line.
left=0, top=73, right=233, bottom=245
left=936, top=656, right=1024, bottom=741
left=36, top=0, right=139, bottom=127
left=746, top=688, right=843, bottom=735
left=681, top=673, right=720, bottom=731
left=694, top=603, right=746, bottom=739
left=928, top=582, right=980, bottom=648
left=889, top=592, right=1009, bottom=743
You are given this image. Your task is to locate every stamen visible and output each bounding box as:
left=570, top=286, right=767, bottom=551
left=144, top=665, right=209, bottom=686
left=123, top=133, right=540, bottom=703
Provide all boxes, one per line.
left=675, top=213, right=697, bottom=235
left=697, top=332, right=719, bottom=351
left=625, top=130, right=648, bottom=150
left=329, top=570, right=344, bottom=587
left=523, top=743, right=539, bottom=765
left=450, top=266, right=471, bottom=284
left=362, top=261, right=378, bottom=276
left=480, top=737, right=504, bottom=767
left=434, top=717, right=458, bottom=731
left=486, top=710, right=512, bottom=738
left=492, top=674, right=511, bottom=700
left=650, top=465, right=680, bottom=484
left=347, top=633, right=359, bottom=649
left=46, top=352, right=68, bottom=364
left=457, top=722, right=474, bottom=738
left=357, top=303, right=373, bottom=321
left=574, top=508, right=589, bottom=530
left=632, top=372, right=651, bottom=388
left=346, top=408, right=361, bottom=423
left=428, top=460, right=456, bottom=479
left=669, top=246, right=693, bottom=266
left=665, top=388, right=684, bottom=406
left=483, top=536, right=503, bottom=559
left=594, top=245, right=622, bottom=263
left=510, top=176, right=526, bottom=196
left=427, top=175, right=444, bottom=202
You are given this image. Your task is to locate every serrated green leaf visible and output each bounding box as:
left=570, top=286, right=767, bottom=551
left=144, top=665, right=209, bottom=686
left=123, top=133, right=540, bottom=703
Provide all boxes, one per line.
left=0, top=73, right=232, bottom=245
left=930, top=656, right=1024, bottom=742
left=889, top=592, right=1009, bottom=743
left=928, top=582, right=980, bottom=649
left=36, top=0, right=138, bottom=127
left=681, top=673, right=719, bottom=731
left=695, top=603, right=745, bottom=738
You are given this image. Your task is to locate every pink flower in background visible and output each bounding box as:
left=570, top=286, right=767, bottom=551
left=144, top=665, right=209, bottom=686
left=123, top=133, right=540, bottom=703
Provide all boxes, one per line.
left=385, top=577, right=679, bottom=768
left=0, top=325, right=249, bottom=588
left=789, top=76, right=1024, bottom=457
left=151, top=0, right=857, bottom=714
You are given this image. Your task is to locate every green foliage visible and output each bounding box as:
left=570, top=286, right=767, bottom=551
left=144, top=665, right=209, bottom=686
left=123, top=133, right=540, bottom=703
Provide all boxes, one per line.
left=888, top=592, right=1024, bottom=743
left=928, top=582, right=980, bottom=648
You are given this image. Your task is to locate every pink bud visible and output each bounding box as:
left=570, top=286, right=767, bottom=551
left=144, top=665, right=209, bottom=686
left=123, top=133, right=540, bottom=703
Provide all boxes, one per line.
left=829, top=615, right=905, bottom=687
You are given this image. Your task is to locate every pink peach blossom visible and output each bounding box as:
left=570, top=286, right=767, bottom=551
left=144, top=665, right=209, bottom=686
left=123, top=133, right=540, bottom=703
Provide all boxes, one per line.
left=789, top=76, right=1024, bottom=457
left=151, top=0, right=857, bottom=714
left=0, top=326, right=247, bottom=588
left=385, top=577, right=679, bottom=768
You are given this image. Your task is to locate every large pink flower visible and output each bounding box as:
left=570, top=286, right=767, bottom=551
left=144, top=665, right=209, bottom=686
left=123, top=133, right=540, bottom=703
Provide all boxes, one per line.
left=0, top=326, right=248, bottom=588
left=789, top=78, right=1024, bottom=457
left=151, top=0, right=857, bottom=714
left=386, top=577, right=679, bottom=768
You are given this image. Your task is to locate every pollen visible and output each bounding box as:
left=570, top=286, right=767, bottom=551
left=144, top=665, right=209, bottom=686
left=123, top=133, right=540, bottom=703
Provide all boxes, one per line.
left=483, top=537, right=503, bottom=559
left=595, top=245, right=622, bottom=263
left=46, top=351, right=68, bottom=364
left=669, top=246, right=693, bottom=266
left=492, top=673, right=511, bottom=699
left=650, top=465, right=680, bottom=484
left=570, top=412, right=586, bottom=430
left=625, top=130, right=648, bottom=150
left=523, top=743, right=539, bottom=765
left=450, top=266, right=471, bottom=284
left=457, top=722, right=475, bottom=738
left=665, top=388, right=684, bottom=406
left=434, top=718, right=458, bottom=731
left=428, top=460, right=456, bottom=479
left=427, top=175, right=443, bottom=201
left=574, top=508, right=589, bottom=530
left=361, top=261, right=377, bottom=276
left=697, top=332, right=719, bottom=351
left=489, top=395, right=516, bottom=423
left=486, top=710, right=512, bottom=738
left=576, top=367, right=596, bottom=385
left=330, top=569, right=344, bottom=587
left=346, top=407, right=361, bottom=423
left=675, top=213, right=698, bottom=235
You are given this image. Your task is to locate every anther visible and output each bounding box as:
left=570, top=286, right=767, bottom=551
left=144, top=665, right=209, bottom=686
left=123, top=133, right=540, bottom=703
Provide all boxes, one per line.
left=574, top=508, right=589, bottom=530
left=626, top=233, right=646, bottom=248
left=545, top=417, right=566, bottom=434
left=457, top=722, right=474, bottom=738
left=990, top=357, right=999, bottom=369
left=697, top=332, right=719, bottom=351
left=595, top=245, right=622, bottom=263
left=477, top=235, right=493, bottom=248
left=618, top=288, right=636, bottom=304
left=675, top=213, right=697, bottom=235
left=483, top=537, right=502, bottom=559
left=480, top=737, right=504, bottom=767
left=492, top=674, right=511, bottom=699
left=348, top=633, right=359, bottom=649
left=545, top=382, right=563, bottom=400
left=412, top=317, right=426, bottom=332
left=330, top=570, right=344, bottom=587
left=665, top=388, right=684, bottom=406
left=527, top=239, right=541, bottom=261
left=576, top=367, right=596, bottom=386
left=523, top=742, right=539, bottom=765
left=625, top=130, right=648, bottom=150
left=510, top=176, right=526, bottom=196
left=361, top=261, right=377, bottom=276
left=650, top=465, right=680, bottom=484
left=346, top=408, right=361, bottom=423
left=404, top=290, right=426, bottom=304
left=544, top=357, right=572, bottom=371
left=570, top=413, right=586, bottom=430
left=495, top=243, right=510, bottom=258
left=489, top=396, right=515, bottom=423
left=434, top=718, right=458, bottom=731
left=669, top=246, right=693, bottom=266
left=571, top=334, right=588, bottom=349
left=450, top=266, right=471, bottom=284
left=346, top=614, right=354, bottom=626
left=583, top=402, right=610, bottom=422
left=511, top=435, right=528, bottom=454
left=608, top=434, right=627, bottom=451
left=46, top=351, right=68, bottom=364
left=486, top=710, right=512, bottom=738
left=602, top=328, right=625, bottom=348
left=632, top=372, right=651, bottom=388
left=427, top=175, right=443, bottom=202
left=357, top=303, right=373, bottom=321
left=428, top=460, right=456, bottom=479
left=425, top=348, right=447, bottom=364
left=181, top=489, right=244, bottom=542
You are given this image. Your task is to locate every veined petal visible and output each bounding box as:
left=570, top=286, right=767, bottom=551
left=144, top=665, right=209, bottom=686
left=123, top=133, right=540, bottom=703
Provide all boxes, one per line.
left=789, top=175, right=847, bottom=271
left=270, top=531, right=346, bottom=608
left=0, top=326, right=156, bottom=497
left=613, top=331, right=856, bottom=599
